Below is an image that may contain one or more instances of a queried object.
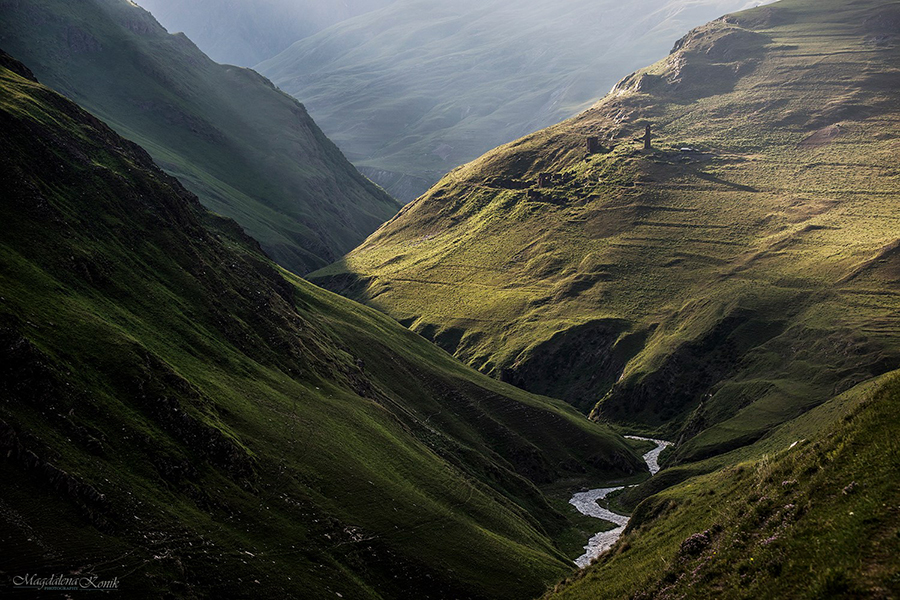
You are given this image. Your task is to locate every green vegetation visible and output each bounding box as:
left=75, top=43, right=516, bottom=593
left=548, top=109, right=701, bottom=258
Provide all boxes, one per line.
left=4, top=0, right=899, bottom=596
left=0, top=0, right=400, bottom=275
left=0, top=55, right=643, bottom=599
left=308, top=1, right=900, bottom=593
left=258, top=0, right=777, bottom=202
left=543, top=370, right=900, bottom=599
left=313, top=0, right=900, bottom=464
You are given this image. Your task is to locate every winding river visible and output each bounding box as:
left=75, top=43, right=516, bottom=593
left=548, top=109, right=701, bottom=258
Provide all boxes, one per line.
left=570, top=436, right=673, bottom=568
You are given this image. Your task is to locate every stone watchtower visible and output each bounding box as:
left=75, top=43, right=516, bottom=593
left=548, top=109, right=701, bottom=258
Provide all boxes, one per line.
left=641, top=124, right=653, bottom=150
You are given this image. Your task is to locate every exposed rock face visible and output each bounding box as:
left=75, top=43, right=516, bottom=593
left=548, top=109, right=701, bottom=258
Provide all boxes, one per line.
left=617, top=23, right=769, bottom=100
left=799, top=124, right=843, bottom=147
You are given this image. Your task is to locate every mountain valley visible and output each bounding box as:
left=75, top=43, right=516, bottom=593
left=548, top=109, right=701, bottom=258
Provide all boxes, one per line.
left=0, top=50, right=643, bottom=599
left=0, top=0, right=399, bottom=275
left=314, top=0, right=900, bottom=464
left=1, top=0, right=899, bottom=597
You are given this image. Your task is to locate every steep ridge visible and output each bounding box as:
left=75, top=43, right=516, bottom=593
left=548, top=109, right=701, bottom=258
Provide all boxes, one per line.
left=259, top=0, right=777, bottom=202
left=0, top=54, right=642, bottom=599
left=0, top=0, right=400, bottom=275
left=134, top=0, right=395, bottom=66
left=312, top=0, right=900, bottom=462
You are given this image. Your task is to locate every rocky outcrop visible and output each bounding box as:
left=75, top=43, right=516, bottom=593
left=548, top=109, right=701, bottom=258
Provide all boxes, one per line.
left=616, top=23, right=769, bottom=100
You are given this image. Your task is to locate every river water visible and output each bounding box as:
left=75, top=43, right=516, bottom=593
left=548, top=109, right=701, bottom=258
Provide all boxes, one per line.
left=570, top=436, right=673, bottom=568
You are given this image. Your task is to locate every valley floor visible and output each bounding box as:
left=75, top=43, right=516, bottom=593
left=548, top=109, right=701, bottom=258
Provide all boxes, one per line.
left=544, top=371, right=900, bottom=600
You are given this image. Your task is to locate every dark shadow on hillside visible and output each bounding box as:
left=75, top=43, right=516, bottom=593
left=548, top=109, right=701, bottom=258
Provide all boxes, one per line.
left=694, top=170, right=758, bottom=192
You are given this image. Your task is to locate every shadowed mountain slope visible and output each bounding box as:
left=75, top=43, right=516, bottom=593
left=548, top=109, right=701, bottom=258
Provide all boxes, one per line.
left=312, top=0, right=900, bottom=463
left=259, top=0, right=777, bottom=202
left=134, top=0, right=395, bottom=66
left=0, top=53, right=642, bottom=599
left=0, top=0, right=400, bottom=275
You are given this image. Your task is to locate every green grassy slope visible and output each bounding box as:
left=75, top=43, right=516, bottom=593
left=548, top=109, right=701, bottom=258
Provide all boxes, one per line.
left=134, top=0, right=394, bottom=66
left=543, top=370, right=900, bottom=599
left=0, top=55, right=642, bottom=599
left=0, top=0, right=400, bottom=275
left=313, top=0, right=900, bottom=463
left=258, top=0, right=778, bottom=202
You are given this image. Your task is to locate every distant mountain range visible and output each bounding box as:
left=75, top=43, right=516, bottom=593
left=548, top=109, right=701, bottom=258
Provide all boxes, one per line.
left=134, top=0, right=395, bottom=66
left=0, top=0, right=399, bottom=275
left=259, top=0, right=778, bottom=202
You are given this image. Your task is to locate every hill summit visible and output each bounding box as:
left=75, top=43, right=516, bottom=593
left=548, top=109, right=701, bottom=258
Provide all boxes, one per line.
left=259, top=0, right=780, bottom=202
left=312, top=0, right=900, bottom=464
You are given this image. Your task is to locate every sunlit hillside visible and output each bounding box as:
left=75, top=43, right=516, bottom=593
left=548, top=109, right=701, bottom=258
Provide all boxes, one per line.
left=314, top=0, right=900, bottom=463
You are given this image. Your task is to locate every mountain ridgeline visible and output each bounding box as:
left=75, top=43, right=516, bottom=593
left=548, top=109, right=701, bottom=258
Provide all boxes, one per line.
left=312, top=0, right=900, bottom=465
left=0, top=52, right=643, bottom=599
left=0, top=0, right=400, bottom=275
left=258, top=0, right=778, bottom=202
left=134, top=0, right=395, bottom=66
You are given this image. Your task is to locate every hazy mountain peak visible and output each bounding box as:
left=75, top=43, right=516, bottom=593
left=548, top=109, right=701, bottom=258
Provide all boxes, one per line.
left=133, top=0, right=397, bottom=65
left=259, top=0, right=778, bottom=202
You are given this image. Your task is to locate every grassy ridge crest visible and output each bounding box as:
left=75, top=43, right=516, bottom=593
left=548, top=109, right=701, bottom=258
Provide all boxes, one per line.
left=312, top=0, right=900, bottom=462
